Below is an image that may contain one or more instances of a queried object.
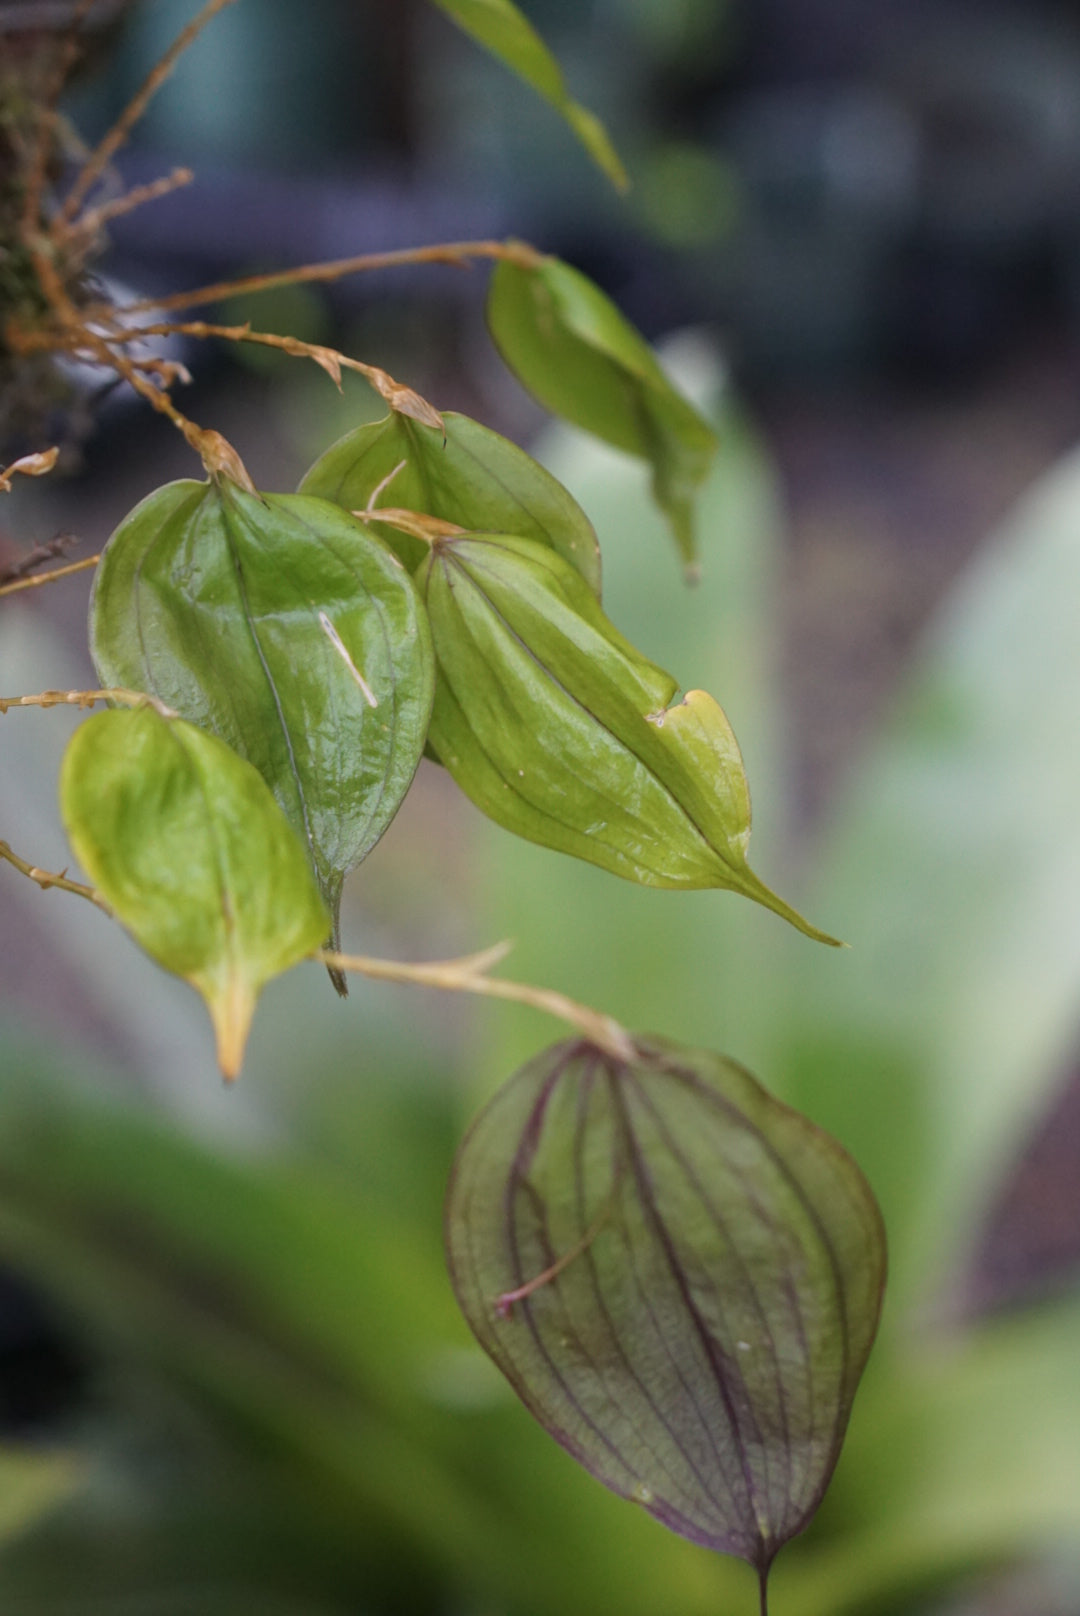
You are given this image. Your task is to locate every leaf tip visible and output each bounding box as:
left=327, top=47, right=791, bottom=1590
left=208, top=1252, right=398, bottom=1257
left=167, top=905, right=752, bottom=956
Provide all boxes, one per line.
left=738, top=867, right=846, bottom=948
left=205, top=973, right=257, bottom=1081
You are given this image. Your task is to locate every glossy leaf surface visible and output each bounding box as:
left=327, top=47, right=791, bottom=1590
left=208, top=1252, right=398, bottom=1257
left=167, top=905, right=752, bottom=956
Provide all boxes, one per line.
left=427, top=0, right=626, bottom=189
left=59, top=707, right=329, bottom=1077
left=89, top=480, right=434, bottom=966
left=300, top=409, right=601, bottom=593
left=421, top=533, right=836, bottom=942
left=446, top=1035, right=886, bottom=1574
left=487, top=257, right=719, bottom=572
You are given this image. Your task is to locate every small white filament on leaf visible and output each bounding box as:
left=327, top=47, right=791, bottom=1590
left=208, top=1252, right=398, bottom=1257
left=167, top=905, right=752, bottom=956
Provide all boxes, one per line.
left=366, top=458, right=408, bottom=513
left=318, top=612, right=378, bottom=708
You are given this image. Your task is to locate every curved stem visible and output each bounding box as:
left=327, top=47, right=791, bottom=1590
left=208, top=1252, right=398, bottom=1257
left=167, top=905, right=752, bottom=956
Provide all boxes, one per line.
left=92, top=320, right=442, bottom=431
left=58, top=0, right=239, bottom=224
left=102, top=237, right=546, bottom=319
left=317, top=945, right=634, bottom=1064
left=62, top=167, right=194, bottom=243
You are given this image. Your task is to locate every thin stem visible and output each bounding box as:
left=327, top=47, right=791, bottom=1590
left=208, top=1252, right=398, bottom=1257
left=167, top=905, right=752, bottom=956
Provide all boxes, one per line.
left=19, top=0, right=98, bottom=236
left=95, top=320, right=443, bottom=430
left=103, top=237, right=546, bottom=319
left=63, top=166, right=194, bottom=241
left=0, top=553, right=100, bottom=599
left=58, top=0, right=239, bottom=224
left=0, top=531, right=74, bottom=587
left=0, top=839, right=108, bottom=911
left=759, top=1566, right=770, bottom=1616
left=0, top=687, right=176, bottom=716
left=317, top=945, right=635, bottom=1064
left=21, top=220, right=201, bottom=449
left=84, top=328, right=201, bottom=441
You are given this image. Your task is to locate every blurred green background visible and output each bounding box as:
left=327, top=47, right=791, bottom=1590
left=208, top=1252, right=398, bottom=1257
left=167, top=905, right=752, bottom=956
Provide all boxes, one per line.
left=3, top=1, right=1080, bottom=1612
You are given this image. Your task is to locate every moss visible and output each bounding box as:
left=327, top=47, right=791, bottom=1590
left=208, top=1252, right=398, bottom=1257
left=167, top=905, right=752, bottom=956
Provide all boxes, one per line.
left=0, top=50, right=102, bottom=459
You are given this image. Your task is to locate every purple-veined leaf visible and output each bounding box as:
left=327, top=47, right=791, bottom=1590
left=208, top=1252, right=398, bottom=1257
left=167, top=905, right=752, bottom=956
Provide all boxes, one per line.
left=446, top=1036, right=886, bottom=1589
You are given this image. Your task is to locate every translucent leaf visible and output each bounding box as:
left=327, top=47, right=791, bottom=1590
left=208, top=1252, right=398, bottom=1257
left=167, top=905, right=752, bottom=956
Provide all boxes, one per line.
left=89, top=479, right=434, bottom=983
left=487, top=257, right=719, bottom=573
left=59, top=707, right=329, bottom=1077
left=427, top=0, right=627, bottom=190
left=419, top=532, right=836, bottom=943
left=300, top=409, right=601, bottom=593
left=446, top=1035, right=886, bottom=1579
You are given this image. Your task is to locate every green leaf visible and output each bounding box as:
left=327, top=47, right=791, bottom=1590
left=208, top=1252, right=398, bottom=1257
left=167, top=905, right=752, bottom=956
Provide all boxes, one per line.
left=446, top=1035, right=886, bottom=1578
left=299, top=409, right=601, bottom=594
left=487, top=256, right=719, bottom=573
left=89, top=479, right=435, bottom=981
left=420, top=532, right=836, bottom=942
left=427, top=0, right=627, bottom=190
left=59, top=707, right=329, bottom=1077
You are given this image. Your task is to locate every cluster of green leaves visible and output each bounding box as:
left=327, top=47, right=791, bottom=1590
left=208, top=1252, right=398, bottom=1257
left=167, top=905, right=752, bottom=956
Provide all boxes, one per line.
left=2, top=6, right=890, bottom=1604
left=26, top=236, right=884, bottom=1598
left=76, top=256, right=839, bottom=1080
left=3, top=416, right=1079, bottom=1616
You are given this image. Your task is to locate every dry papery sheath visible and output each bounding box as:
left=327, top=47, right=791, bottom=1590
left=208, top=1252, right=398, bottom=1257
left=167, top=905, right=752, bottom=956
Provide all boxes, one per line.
left=446, top=1036, right=886, bottom=1578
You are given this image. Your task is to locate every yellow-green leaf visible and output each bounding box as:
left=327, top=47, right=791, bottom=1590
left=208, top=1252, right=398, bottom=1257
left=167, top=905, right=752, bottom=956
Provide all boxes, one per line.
left=59, top=707, right=329, bottom=1078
